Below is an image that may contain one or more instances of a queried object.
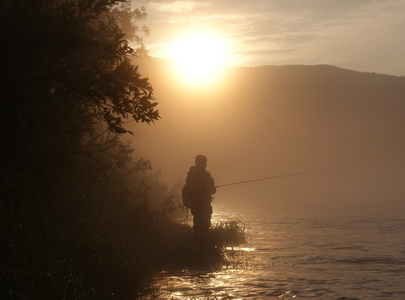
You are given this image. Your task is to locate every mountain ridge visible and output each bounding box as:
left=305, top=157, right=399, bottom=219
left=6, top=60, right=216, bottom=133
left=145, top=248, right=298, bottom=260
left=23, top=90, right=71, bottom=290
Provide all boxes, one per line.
left=131, top=58, right=405, bottom=210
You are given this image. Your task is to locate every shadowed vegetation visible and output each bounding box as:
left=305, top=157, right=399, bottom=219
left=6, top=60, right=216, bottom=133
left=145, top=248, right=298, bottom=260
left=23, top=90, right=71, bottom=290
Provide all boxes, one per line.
left=0, top=1, right=245, bottom=298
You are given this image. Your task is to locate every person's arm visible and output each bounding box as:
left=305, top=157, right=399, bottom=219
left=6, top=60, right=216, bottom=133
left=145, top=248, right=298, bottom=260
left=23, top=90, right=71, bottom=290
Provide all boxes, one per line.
left=207, top=173, right=216, bottom=195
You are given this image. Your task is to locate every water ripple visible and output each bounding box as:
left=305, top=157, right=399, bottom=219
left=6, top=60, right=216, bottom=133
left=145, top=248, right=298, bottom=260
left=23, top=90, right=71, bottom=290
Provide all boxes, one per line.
left=149, top=205, right=405, bottom=299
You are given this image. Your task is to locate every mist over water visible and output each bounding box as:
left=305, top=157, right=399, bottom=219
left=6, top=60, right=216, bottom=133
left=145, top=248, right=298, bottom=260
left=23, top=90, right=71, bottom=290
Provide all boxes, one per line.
left=152, top=202, right=405, bottom=299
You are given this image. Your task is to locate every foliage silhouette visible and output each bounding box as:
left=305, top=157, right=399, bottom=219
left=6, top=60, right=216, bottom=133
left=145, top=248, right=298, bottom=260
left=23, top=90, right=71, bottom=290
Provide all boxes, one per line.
left=0, top=1, right=244, bottom=299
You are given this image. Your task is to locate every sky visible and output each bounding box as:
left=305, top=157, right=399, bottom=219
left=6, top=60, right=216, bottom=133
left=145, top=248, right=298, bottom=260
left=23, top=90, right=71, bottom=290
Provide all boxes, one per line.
left=132, top=0, right=405, bottom=76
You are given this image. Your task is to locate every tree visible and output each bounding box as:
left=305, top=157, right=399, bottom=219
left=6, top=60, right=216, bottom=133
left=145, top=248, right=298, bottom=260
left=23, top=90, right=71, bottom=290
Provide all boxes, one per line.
left=0, top=0, right=159, bottom=138
left=0, top=1, right=161, bottom=298
left=0, top=0, right=160, bottom=196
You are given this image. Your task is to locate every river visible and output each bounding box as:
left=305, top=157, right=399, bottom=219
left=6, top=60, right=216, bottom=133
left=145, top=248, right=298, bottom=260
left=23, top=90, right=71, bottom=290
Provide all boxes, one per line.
left=149, top=203, right=405, bottom=299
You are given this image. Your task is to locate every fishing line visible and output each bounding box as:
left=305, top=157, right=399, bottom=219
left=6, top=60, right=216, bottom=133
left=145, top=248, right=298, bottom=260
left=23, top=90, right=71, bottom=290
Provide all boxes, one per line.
left=215, top=171, right=322, bottom=188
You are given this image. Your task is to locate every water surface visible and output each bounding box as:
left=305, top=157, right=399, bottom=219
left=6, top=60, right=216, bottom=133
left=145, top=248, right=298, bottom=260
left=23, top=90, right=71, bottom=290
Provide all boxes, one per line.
left=150, top=204, right=405, bottom=299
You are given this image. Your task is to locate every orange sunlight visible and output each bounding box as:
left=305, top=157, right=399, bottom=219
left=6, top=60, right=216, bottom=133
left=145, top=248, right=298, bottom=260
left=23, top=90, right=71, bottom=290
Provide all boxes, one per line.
left=167, top=32, right=228, bottom=86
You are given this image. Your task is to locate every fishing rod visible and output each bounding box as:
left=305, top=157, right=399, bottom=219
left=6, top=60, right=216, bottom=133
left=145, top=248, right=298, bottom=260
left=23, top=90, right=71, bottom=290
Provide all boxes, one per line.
left=215, top=170, right=321, bottom=189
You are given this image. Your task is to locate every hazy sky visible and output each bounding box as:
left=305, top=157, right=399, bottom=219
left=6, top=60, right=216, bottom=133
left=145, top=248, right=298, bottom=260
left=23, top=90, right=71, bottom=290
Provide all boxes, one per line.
left=132, top=0, right=405, bottom=76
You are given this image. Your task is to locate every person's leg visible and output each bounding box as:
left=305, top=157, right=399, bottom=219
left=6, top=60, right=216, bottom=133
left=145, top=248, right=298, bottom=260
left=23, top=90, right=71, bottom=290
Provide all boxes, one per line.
left=192, top=210, right=203, bottom=234
left=200, top=205, right=213, bottom=235
left=192, top=205, right=212, bottom=236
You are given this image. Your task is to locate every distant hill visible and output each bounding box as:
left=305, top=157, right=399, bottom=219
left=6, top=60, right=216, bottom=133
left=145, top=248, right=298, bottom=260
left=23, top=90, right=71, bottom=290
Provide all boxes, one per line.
left=130, top=58, right=405, bottom=210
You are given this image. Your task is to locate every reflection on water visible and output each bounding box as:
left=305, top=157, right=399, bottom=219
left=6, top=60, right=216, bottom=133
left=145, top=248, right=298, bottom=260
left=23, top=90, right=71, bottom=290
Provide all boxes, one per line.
left=149, top=204, right=405, bottom=299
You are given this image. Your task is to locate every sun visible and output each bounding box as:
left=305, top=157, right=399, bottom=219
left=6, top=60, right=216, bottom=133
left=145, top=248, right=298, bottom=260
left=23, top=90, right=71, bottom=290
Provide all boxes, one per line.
left=168, top=33, right=227, bottom=84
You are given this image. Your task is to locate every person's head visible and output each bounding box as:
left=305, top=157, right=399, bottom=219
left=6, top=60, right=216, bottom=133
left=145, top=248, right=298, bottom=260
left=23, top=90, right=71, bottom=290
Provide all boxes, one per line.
left=195, top=154, right=207, bottom=169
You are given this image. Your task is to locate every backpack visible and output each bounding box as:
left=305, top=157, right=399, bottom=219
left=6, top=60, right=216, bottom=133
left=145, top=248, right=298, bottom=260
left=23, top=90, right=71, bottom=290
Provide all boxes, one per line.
left=181, top=184, right=194, bottom=209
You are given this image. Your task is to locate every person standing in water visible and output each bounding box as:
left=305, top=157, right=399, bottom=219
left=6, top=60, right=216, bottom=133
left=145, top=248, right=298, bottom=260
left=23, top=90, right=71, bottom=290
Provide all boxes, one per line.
left=182, top=155, right=216, bottom=236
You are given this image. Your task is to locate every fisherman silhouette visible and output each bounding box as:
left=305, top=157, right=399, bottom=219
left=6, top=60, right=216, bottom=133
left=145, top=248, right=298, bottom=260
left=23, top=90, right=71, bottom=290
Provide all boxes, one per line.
left=182, top=155, right=216, bottom=236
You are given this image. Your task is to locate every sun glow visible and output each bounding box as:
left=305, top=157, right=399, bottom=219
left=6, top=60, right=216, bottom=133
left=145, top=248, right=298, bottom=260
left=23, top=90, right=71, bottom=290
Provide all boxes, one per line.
left=168, top=33, right=227, bottom=85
